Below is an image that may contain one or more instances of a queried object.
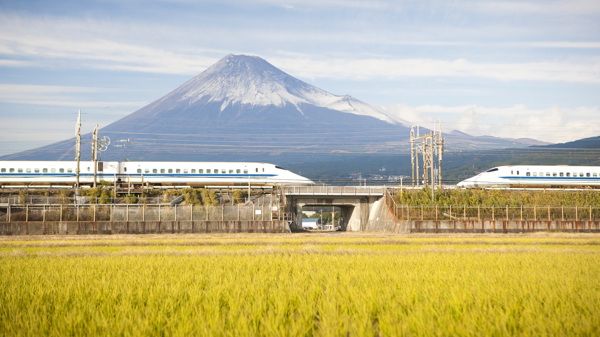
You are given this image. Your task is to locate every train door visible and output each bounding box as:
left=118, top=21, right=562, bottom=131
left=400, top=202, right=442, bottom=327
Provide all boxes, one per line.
left=97, top=161, right=104, bottom=181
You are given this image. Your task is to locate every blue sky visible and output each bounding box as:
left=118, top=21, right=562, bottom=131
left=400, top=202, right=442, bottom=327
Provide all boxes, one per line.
left=1, top=0, right=599, bottom=155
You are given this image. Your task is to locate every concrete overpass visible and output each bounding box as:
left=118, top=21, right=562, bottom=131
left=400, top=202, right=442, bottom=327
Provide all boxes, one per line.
left=282, top=186, right=397, bottom=231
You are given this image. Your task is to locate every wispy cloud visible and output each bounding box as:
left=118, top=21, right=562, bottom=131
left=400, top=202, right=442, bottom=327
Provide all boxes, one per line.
left=470, top=0, right=600, bottom=15
left=1, top=12, right=598, bottom=83
left=273, top=57, right=600, bottom=83
left=0, top=84, right=145, bottom=109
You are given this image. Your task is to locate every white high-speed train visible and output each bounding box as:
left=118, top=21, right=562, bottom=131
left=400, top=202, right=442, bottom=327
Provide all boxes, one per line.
left=0, top=161, right=314, bottom=188
left=457, top=165, right=600, bottom=188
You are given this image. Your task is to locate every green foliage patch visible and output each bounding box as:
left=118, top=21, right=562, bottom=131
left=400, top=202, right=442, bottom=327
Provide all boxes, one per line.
left=396, top=188, right=600, bottom=207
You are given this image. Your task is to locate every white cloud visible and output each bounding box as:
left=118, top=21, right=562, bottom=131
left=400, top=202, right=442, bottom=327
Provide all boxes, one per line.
left=380, top=104, right=600, bottom=143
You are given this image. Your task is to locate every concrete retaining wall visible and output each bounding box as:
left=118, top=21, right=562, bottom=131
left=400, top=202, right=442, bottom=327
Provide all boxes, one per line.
left=402, top=220, right=600, bottom=233
left=0, top=220, right=290, bottom=235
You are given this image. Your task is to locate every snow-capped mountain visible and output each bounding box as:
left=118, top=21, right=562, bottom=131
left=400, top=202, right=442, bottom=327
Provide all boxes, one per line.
left=1, top=54, right=540, bottom=162
left=123, top=54, right=405, bottom=125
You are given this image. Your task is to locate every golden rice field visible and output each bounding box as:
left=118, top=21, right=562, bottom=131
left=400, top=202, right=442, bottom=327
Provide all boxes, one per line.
left=1, top=233, right=599, bottom=336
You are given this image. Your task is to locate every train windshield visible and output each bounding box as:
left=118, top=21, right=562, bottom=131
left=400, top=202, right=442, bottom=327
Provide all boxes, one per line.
left=485, top=168, right=499, bottom=172
left=275, top=166, right=285, bottom=170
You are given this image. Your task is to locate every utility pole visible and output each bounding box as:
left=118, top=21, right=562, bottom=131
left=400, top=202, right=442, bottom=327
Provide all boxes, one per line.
left=75, top=109, right=81, bottom=196
left=410, top=126, right=420, bottom=186
left=435, top=121, right=444, bottom=188
left=92, top=124, right=98, bottom=188
left=410, top=122, right=444, bottom=199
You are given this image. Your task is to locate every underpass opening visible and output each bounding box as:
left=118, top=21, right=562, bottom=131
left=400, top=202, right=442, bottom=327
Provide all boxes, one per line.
left=300, top=205, right=354, bottom=231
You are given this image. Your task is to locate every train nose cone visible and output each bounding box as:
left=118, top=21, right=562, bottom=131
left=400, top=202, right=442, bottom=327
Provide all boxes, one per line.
left=457, top=176, right=476, bottom=188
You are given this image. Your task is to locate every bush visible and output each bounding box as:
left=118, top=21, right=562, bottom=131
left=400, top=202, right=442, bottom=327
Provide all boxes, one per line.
left=200, top=189, right=219, bottom=206
left=232, top=190, right=248, bottom=204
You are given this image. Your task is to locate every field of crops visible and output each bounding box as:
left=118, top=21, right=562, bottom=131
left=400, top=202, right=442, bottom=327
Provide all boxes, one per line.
left=1, top=233, right=599, bottom=336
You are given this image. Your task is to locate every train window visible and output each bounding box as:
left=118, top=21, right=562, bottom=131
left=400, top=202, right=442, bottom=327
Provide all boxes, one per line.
left=587, top=173, right=591, bottom=177
left=191, top=169, right=195, bottom=173
left=153, top=169, right=157, bottom=173
left=214, top=168, right=219, bottom=173
left=145, top=169, right=150, bottom=173
left=34, top=168, right=40, bottom=173
left=137, top=169, right=142, bottom=174
left=594, top=173, right=598, bottom=177
left=229, top=169, right=233, bottom=174
left=87, top=167, right=91, bottom=172
left=221, top=169, right=226, bottom=174
left=59, top=168, right=64, bottom=173
left=552, top=172, right=557, bottom=177
left=207, top=169, right=211, bottom=174
left=256, top=168, right=259, bottom=173
left=526, top=172, right=530, bottom=176
left=0, top=168, right=5, bottom=173
left=559, top=172, right=564, bottom=177
left=176, top=169, right=180, bottom=174
left=511, top=170, right=513, bottom=175
left=545, top=172, right=550, bottom=176
left=51, top=168, right=56, bottom=173
left=18, top=168, right=23, bottom=173
left=43, top=168, right=48, bottom=173
left=168, top=169, right=173, bottom=173
left=244, top=169, right=248, bottom=174
left=262, top=168, right=265, bottom=172
left=236, top=169, right=241, bottom=174
left=516, top=171, right=519, bottom=175
left=123, top=167, right=127, bottom=173
left=10, top=168, right=15, bottom=173
left=67, top=169, right=73, bottom=173
left=161, top=169, right=165, bottom=173
left=26, top=168, right=32, bottom=173
left=183, top=169, right=188, bottom=174
left=532, top=172, right=537, bottom=177
left=566, top=173, right=570, bottom=177
left=199, top=169, right=204, bottom=174
left=580, top=173, right=584, bottom=177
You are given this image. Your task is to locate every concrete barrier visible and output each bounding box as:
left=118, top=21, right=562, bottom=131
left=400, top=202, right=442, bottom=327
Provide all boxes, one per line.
left=0, top=220, right=291, bottom=235
left=405, top=220, right=600, bottom=233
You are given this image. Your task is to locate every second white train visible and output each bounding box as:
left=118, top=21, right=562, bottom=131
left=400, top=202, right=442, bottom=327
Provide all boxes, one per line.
left=457, top=165, right=600, bottom=188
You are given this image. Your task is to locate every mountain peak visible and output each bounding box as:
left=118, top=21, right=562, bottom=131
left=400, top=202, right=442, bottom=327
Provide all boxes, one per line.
left=147, top=54, right=403, bottom=124
left=172, top=54, right=312, bottom=109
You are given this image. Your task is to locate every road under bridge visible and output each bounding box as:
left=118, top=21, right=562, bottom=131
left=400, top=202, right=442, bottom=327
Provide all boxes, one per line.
left=282, top=186, right=398, bottom=232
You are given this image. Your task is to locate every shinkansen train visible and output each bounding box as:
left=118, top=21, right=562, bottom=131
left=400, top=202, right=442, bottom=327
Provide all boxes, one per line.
left=457, top=165, right=600, bottom=188
left=0, top=161, right=314, bottom=188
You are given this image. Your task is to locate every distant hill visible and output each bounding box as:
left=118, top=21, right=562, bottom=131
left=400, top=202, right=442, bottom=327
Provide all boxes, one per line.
left=537, top=136, right=600, bottom=149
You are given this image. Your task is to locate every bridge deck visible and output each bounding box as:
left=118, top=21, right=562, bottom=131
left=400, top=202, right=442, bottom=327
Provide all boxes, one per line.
left=283, top=185, right=391, bottom=197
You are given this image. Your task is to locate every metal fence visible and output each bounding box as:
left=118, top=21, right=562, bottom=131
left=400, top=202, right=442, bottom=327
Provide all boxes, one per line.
left=392, top=204, right=600, bottom=221
left=0, top=203, right=290, bottom=222
left=0, top=195, right=168, bottom=205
